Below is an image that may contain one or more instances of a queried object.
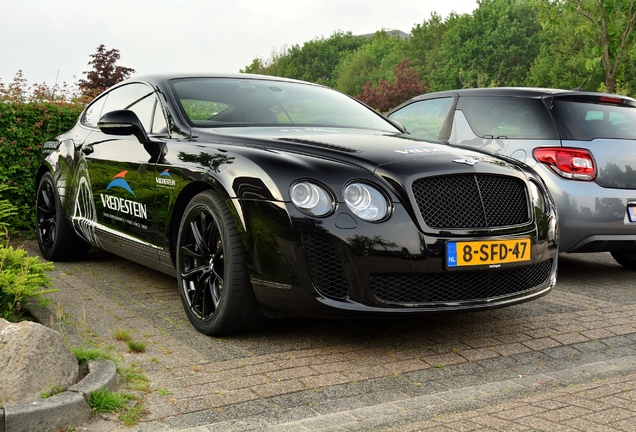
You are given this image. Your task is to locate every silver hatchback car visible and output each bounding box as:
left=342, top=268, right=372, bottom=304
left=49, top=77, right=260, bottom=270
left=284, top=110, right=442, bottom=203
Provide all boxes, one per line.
left=388, top=88, right=636, bottom=269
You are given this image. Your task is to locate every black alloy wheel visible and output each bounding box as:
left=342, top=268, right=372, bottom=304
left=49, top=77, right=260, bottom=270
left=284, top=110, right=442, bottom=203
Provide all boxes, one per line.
left=176, top=190, right=265, bottom=336
left=36, top=172, right=89, bottom=261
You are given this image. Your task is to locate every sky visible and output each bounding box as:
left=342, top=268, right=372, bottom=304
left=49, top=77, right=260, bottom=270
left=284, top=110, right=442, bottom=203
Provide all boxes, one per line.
left=1, top=0, right=477, bottom=89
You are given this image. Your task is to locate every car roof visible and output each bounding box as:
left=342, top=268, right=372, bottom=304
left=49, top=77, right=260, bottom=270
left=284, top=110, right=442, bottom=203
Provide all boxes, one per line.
left=119, top=72, right=312, bottom=87
left=409, top=87, right=636, bottom=101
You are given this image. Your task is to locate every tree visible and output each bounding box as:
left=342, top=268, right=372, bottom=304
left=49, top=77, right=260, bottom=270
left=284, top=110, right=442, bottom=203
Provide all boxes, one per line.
left=333, top=50, right=379, bottom=95
left=241, top=32, right=366, bottom=86
left=428, top=0, right=541, bottom=90
left=527, top=3, right=603, bottom=90
left=356, top=58, right=428, bottom=112
left=241, top=57, right=267, bottom=74
left=403, top=12, right=451, bottom=86
left=563, top=0, right=636, bottom=93
left=78, top=45, right=136, bottom=97
left=334, top=31, right=408, bottom=96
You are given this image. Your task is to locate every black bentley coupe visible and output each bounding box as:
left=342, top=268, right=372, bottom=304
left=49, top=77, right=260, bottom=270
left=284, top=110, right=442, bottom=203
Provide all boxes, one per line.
left=35, top=74, right=558, bottom=335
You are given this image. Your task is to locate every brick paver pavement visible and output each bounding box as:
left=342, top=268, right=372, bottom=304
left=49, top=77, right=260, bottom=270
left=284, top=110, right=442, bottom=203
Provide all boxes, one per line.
left=21, top=241, right=636, bottom=431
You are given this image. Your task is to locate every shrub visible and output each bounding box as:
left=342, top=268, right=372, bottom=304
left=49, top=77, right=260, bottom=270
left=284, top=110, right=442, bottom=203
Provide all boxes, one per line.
left=0, top=184, right=55, bottom=321
left=356, top=58, right=428, bottom=113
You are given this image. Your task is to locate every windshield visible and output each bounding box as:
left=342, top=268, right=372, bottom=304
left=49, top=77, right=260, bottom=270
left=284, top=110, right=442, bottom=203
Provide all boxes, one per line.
left=169, top=77, right=399, bottom=133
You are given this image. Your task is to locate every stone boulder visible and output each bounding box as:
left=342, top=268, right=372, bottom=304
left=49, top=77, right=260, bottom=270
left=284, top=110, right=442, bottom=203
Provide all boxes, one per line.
left=0, top=318, right=78, bottom=403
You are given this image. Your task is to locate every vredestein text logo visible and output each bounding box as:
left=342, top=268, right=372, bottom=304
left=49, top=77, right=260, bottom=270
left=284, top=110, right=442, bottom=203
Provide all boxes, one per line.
left=156, top=169, right=176, bottom=186
left=394, top=145, right=448, bottom=156
left=100, top=171, right=148, bottom=219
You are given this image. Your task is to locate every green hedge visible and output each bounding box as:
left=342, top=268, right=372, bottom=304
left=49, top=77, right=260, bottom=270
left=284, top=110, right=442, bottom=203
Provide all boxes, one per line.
left=0, top=102, right=83, bottom=231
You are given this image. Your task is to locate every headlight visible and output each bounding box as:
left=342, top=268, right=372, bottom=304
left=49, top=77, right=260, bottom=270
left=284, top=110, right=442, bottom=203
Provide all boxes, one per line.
left=290, top=181, right=334, bottom=217
left=344, top=182, right=390, bottom=222
left=528, top=181, right=548, bottom=214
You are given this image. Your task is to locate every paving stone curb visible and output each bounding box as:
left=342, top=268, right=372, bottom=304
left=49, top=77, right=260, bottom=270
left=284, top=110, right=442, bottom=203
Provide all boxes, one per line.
left=0, top=359, right=117, bottom=432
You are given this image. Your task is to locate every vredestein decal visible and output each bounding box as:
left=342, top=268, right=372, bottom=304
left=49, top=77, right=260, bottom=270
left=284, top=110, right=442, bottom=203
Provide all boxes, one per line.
left=99, top=171, right=148, bottom=219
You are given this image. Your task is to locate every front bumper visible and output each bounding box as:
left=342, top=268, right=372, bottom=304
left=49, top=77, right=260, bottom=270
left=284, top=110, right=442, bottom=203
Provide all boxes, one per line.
left=245, top=201, right=558, bottom=318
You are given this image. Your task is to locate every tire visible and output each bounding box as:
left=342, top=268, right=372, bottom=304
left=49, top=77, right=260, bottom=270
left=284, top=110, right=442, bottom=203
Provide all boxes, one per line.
left=36, top=172, right=90, bottom=261
left=610, top=251, right=636, bottom=270
left=176, top=190, right=265, bottom=336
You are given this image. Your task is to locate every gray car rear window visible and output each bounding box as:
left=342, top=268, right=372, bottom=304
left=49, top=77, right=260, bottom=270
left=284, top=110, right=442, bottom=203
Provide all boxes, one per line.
left=551, top=100, right=636, bottom=141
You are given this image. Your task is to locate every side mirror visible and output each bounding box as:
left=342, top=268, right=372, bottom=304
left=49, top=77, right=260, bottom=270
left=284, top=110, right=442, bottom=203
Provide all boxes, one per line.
left=98, top=110, right=150, bottom=144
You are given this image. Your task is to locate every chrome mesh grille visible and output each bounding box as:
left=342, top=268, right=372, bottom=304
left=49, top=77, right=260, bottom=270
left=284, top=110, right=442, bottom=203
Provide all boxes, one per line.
left=413, top=174, right=529, bottom=229
left=371, top=260, right=552, bottom=305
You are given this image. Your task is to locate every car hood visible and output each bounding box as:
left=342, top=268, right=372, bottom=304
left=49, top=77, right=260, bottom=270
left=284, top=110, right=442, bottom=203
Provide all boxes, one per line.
left=194, top=127, right=528, bottom=177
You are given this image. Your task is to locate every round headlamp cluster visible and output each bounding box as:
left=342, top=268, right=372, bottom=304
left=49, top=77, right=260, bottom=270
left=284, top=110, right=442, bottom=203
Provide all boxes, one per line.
left=290, top=180, right=390, bottom=222
left=290, top=181, right=334, bottom=217
left=344, top=182, right=389, bottom=221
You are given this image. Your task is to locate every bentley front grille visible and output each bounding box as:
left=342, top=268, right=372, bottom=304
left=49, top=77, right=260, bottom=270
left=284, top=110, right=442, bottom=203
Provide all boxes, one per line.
left=413, top=174, right=530, bottom=229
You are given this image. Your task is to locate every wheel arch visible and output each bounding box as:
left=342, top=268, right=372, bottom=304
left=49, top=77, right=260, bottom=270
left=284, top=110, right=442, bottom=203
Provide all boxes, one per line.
left=35, top=164, right=52, bottom=191
left=167, top=180, right=249, bottom=268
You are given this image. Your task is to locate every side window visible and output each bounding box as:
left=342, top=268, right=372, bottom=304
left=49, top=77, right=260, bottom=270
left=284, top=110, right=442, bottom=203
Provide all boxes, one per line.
left=389, top=98, right=453, bottom=141
left=126, top=93, right=167, bottom=134
left=100, top=83, right=168, bottom=133
left=81, top=95, right=108, bottom=128
left=458, top=97, right=557, bottom=139
left=151, top=101, right=168, bottom=134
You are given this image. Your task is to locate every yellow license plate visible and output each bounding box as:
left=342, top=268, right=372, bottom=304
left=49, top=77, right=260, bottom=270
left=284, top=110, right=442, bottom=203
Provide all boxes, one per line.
left=446, top=238, right=531, bottom=268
